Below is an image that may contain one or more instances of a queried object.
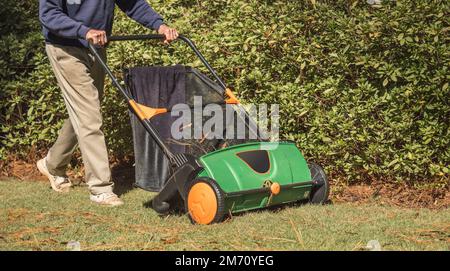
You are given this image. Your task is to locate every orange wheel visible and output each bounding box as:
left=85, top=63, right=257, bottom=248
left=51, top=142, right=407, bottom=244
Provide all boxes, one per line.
left=186, top=178, right=226, bottom=225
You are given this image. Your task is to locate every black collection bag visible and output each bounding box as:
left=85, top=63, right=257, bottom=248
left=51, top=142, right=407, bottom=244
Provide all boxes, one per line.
left=124, top=65, right=234, bottom=191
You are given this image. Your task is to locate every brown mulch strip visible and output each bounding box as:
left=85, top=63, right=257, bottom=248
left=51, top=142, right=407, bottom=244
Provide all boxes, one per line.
left=1, top=157, right=449, bottom=210
left=0, top=155, right=133, bottom=186
left=331, top=181, right=449, bottom=210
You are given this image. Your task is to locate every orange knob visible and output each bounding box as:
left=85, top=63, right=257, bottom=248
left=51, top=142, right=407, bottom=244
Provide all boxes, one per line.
left=270, top=182, right=280, bottom=195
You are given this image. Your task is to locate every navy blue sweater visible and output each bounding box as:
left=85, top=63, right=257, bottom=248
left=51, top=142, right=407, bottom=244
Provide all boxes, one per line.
left=39, top=0, right=164, bottom=47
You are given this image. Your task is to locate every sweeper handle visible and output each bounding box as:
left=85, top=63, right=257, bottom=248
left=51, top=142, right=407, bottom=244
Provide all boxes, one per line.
left=87, top=34, right=239, bottom=160
left=87, top=34, right=258, bottom=158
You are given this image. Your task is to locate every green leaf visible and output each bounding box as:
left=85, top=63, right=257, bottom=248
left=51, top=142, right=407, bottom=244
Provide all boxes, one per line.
left=27, top=106, right=34, bottom=117
left=387, top=159, right=398, bottom=168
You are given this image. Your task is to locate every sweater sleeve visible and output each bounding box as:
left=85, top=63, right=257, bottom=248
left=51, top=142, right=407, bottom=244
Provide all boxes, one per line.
left=115, top=0, right=164, bottom=31
left=39, top=0, right=90, bottom=39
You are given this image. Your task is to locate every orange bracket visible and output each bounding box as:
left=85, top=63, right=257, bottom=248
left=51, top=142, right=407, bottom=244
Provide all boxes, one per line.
left=129, top=99, right=168, bottom=120
left=225, top=88, right=240, bottom=104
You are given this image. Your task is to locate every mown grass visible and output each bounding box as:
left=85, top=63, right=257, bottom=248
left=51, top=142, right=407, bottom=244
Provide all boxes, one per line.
left=0, top=179, right=448, bottom=251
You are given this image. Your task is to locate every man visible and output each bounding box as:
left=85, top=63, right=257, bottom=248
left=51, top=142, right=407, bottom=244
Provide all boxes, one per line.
left=37, top=0, right=178, bottom=206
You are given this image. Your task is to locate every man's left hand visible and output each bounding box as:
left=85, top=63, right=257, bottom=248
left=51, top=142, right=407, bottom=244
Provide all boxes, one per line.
left=158, top=24, right=179, bottom=44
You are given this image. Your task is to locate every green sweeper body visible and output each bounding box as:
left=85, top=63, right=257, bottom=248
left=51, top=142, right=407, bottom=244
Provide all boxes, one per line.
left=180, top=141, right=328, bottom=224
left=197, top=141, right=313, bottom=214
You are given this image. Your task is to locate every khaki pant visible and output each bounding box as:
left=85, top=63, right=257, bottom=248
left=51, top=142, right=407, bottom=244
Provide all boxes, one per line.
left=45, top=44, right=113, bottom=195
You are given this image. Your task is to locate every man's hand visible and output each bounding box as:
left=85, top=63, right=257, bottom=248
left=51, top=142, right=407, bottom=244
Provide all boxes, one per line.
left=158, top=24, right=179, bottom=44
left=86, top=29, right=107, bottom=46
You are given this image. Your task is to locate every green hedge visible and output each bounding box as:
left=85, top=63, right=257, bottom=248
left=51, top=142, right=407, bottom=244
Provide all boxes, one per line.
left=1, top=0, right=449, bottom=185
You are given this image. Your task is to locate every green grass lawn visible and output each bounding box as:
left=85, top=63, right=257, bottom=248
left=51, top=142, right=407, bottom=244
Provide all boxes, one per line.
left=0, top=179, right=448, bottom=251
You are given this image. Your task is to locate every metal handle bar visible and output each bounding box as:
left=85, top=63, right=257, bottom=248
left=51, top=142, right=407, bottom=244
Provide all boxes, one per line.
left=90, top=34, right=227, bottom=91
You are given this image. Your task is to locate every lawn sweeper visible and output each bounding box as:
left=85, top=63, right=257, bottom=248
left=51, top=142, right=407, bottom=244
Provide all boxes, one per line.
left=88, top=34, right=329, bottom=224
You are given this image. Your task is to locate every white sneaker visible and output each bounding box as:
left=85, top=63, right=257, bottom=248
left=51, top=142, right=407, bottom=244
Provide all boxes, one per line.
left=37, top=158, right=72, bottom=193
left=90, top=192, right=124, bottom=206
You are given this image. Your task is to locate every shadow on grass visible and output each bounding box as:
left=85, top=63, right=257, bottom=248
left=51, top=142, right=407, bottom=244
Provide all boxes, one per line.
left=141, top=197, right=334, bottom=223
left=228, top=199, right=333, bottom=219
left=111, top=162, right=136, bottom=196
left=143, top=194, right=186, bottom=215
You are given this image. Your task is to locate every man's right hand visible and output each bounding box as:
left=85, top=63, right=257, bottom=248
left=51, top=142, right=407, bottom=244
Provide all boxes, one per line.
left=86, top=29, right=107, bottom=46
